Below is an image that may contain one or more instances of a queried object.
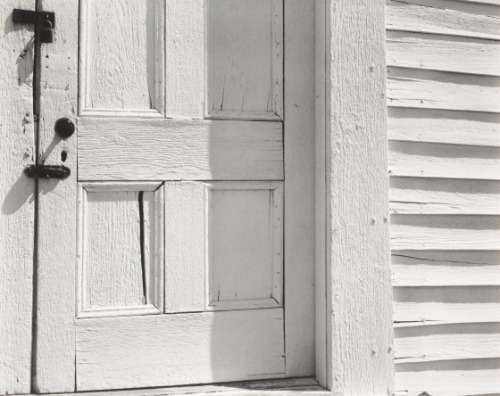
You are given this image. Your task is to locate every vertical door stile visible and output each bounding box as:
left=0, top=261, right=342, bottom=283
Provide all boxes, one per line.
left=34, top=0, right=79, bottom=392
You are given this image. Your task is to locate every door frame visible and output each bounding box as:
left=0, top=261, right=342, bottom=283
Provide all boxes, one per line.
left=314, top=0, right=394, bottom=393
left=0, top=0, right=394, bottom=394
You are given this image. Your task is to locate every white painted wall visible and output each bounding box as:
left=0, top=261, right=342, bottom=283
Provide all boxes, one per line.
left=0, top=1, right=35, bottom=394
left=386, top=0, right=500, bottom=395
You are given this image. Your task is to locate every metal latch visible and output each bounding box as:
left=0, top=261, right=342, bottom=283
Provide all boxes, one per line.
left=24, top=165, right=70, bottom=179
left=13, top=8, right=55, bottom=43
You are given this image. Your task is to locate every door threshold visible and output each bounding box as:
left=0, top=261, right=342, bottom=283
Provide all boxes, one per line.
left=22, top=378, right=336, bottom=396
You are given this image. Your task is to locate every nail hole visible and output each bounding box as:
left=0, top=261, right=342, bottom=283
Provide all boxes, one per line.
left=61, top=150, right=67, bottom=162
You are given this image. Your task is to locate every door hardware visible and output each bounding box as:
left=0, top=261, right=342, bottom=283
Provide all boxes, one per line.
left=24, top=165, right=70, bottom=179
left=40, top=20, right=54, bottom=44
left=13, top=8, right=55, bottom=43
left=54, top=118, right=75, bottom=139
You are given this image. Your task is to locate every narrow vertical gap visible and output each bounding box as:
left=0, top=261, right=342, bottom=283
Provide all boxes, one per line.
left=138, top=191, right=147, bottom=303
left=281, top=0, right=286, bottom=374
left=30, top=0, right=43, bottom=392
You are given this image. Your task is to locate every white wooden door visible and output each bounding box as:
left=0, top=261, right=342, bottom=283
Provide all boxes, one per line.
left=34, top=0, right=315, bottom=392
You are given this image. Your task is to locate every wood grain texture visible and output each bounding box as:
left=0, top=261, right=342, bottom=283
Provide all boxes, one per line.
left=76, top=309, right=286, bottom=391
left=456, top=0, right=500, bottom=4
left=393, top=285, right=500, bottom=326
left=34, top=0, right=79, bottom=391
left=325, top=0, right=394, bottom=393
left=314, top=0, right=328, bottom=386
left=388, top=108, right=500, bottom=147
left=78, top=118, right=283, bottom=180
left=165, top=181, right=284, bottom=313
left=395, top=365, right=500, bottom=396
left=386, top=0, right=500, bottom=39
left=395, top=323, right=500, bottom=363
left=392, top=250, right=500, bottom=286
left=390, top=215, right=500, bottom=250
left=80, top=0, right=165, bottom=112
left=0, top=1, right=36, bottom=393
left=394, top=300, right=500, bottom=326
left=390, top=177, right=500, bottom=215
left=386, top=31, right=500, bottom=76
left=389, top=141, right=500, bottom=180
left=208, top=182, right=283, bottom=309
left=164, top=182, right=207, bottom=313
left=283, top=0, right=316, bottom=378
left=387, top=1, right=500, bottom=393
left=165, top=0, right=204, bottom=119
left=207, top=0, right=282, bottom=120
left=387, top=68, right=500, bottom=113
left=78, top=183, right=164, bottom=318
left=15, top=378, right=333, bottom=396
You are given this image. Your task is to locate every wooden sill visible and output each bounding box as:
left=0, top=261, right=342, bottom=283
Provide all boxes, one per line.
left=21, top=378, right=337, bottom=396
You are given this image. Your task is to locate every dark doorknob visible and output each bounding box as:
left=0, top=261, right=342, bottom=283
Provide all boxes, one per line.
left=54, top=118, right=75, bottom=139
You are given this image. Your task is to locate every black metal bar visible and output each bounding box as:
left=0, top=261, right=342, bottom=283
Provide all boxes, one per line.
left=24, top=165, right=71, bottom=179
left=13, top=8, right=55, bottom=27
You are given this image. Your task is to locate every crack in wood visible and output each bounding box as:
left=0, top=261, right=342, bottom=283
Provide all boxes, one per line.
left=138, top=191, right=146, bottom=303
left=392, top=253, right=492, bottom=265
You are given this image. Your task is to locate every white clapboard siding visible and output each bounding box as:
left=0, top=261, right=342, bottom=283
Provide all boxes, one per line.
left=392, top=251, right=500, bottom=286
left=388, top=108, right=500, bottom=147
left=387, top=32, right=500, bottom=76
left=389, top=141, right=500, bottom=180
left=386, top=0, right=500, bottom=40
left=394, top=301, right=500, bottom=326
left=390, top=178, right=500, bottom=215
left=387, top=0, right=500, bottom=394
left=457, top=0, right=500, bottom=5
left=394, top=323, right=500, bottom=363
left=393, top=264, right=500, bottom=287
left=390, top=215, right=500, bottom=250
left=387, top=68, right=500, bottom=113
left=395, top=366, right=500, bottom=396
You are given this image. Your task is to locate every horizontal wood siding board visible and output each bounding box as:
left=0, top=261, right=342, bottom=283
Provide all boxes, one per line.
left=387, top=68, right=500, bottom=113
left=386, top=31, right=500, bottom=76
left=388, top=108, right=500, bottom=147
left=394, top=323, right=500, bottom=363
left=394, top=301, right=500, bottom=326
left=456, top=0, right=500, bottom=6
left=387, top=0, right=500, bottom=393
left=456, top=0, right=500, bottom=5
left=395, top=365, right=500, bottom=396
left=390, top=215, right=500, bottom=250
left=386, top=0, right=500, bottom=40
left=389, top=141, right=500, bottom=180
left=392, top=250, right=500, bottom=286
left=78, top=118, right=283, bottom=180
left=392, top=264, right=500, bottom=286
left=393, top=284, right=500, bottom=325
left=390, top=177, right=500, bottom=215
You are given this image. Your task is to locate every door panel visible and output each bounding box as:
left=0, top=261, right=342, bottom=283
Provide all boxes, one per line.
left=80, top=0, right=165, bottom=116
left=76, top=309, right=285, bottom=391
left=165, top=181, right=283, bottom=313
left=207, top=0, right=283, bottom=119
left=78, top=118, right=283, bottom=180
left=75, top=0, right=284, bottom=390
left=77, top=182, right=164, bottom=319
left=36, top=0, right=315, bottom=392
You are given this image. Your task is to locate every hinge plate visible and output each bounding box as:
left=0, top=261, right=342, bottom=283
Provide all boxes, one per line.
left=13, top=8, right=55, bottom=27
